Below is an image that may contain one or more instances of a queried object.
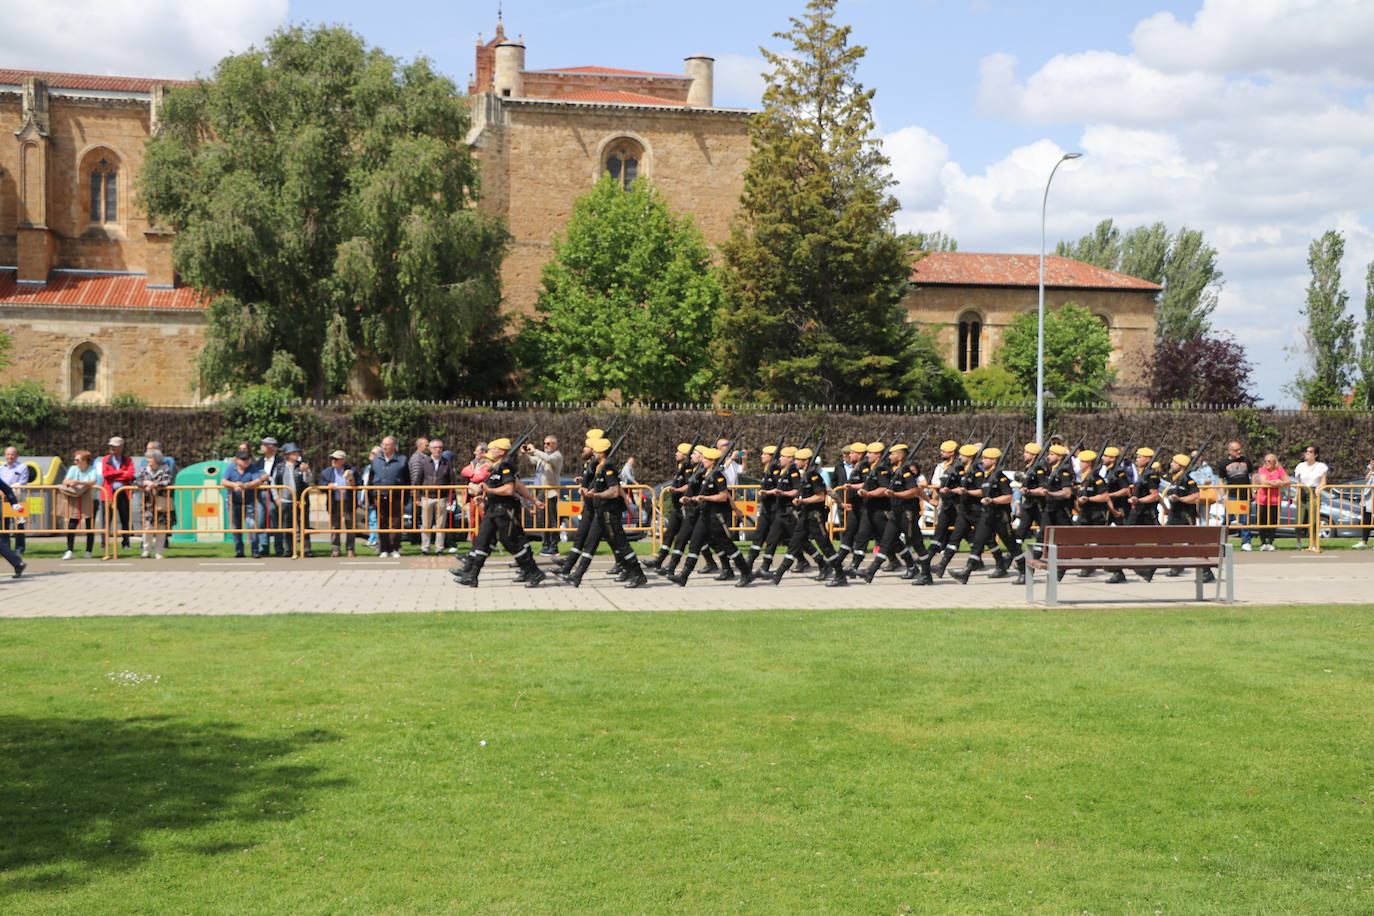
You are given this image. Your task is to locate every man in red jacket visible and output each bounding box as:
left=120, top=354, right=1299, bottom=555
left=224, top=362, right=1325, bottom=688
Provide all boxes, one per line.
left=100, top=436, right=136, bottom=549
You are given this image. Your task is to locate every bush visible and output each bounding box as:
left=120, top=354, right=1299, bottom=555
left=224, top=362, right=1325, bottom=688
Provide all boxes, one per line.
left=212, top=385, right=300, bottom=456
left=352, top=400, right=428, bottom=443
left=0, top=381, right=62, bottom=451
left=108, top=392, right=150, bottom=409
left=963, top=366, right=1027, bottom=404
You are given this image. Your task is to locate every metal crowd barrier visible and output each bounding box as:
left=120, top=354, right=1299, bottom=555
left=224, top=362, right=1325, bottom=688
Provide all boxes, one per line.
left=1165, top=481, right=1317, bottom=547
left=297, top=484, right=475, bottom=557
left=1313, top=483, right=1373, bottom=552
left=110, top=484, right=299, bottom=558
left=1, top=484, right=105, bottom=554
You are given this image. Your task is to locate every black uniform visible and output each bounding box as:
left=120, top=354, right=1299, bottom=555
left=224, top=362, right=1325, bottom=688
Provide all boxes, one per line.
left=661, top=463, right=706, bottom=576
left=455, top=461, right=541, bottom=586
left=772, top=464, right=843, bottom=584
left=758, top=461, right=803, bottom=571
left=860, top=459, right=924, bottom=581
left=745, top=457, right=781, bottom=566
left=850, top=458, right=893, bottom=566
left=671, top=466, right=753, bottom=586
left=951, top=464, right=1020, bottom=583
left=1104, top=461, right=1132, bottom=524
left=562, top=458, right=645, bottom=587
left=647, top=454, right=693, bottom=568
left=1012, top=459, right=1047, bottom=547
left=1077, top=463, right=1111, bottom=526
left=1164, top=470, right=1216, bottom=582
left=555, top=454, right=602, bottom=575
left=927, top=458, right=963, bottom=557
left=1127, top=465, right=1162, bottom=526
left=837, top=457, right=871, bottom=563
left=1041, top=458, right=1076, bottom=528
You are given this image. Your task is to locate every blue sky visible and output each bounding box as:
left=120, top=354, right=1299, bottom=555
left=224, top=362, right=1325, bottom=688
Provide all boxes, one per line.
left=9, top=0, right=1374, bottom=405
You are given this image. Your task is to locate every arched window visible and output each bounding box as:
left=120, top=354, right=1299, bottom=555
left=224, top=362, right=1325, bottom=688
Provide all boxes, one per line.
left=81, top=349, right=99, bottom=393
left=82, top=149, right=119, bottom=225
left=603, top=138, right=645, bottom=190
left=956, top=311, right=982, bottom=372
left=70, top=342, right=105, bottom=400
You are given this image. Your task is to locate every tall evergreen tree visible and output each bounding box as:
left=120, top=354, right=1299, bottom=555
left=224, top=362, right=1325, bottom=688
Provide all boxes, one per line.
left=1360, top=260, right=1374, bottom=408
left=715, top=0, right=943, bottom=405
left=516, top=177, right=723, bottom=404
left=140, top=26, right=508, bottom=398
left=1055, top=218, right=1121, bottom=270
left=1293, top=230, right=1356, bottom=407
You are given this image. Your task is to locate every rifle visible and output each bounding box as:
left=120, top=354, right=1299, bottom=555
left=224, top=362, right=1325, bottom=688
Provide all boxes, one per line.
left=601, top=424, right=633, bottom=466
left=893, top=430, right=929, bottom=481
left=981, top=437, right=1016, bottom=499
left=495, top=423, right=537, bottom=472
left=1163, top=440, right=1211, bottom=494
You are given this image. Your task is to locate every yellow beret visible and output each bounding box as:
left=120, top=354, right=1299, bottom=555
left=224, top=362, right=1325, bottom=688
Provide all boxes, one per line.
left=692, top=444, right=705, bottom=454
left=983, top=447, right=1002, bottom=459
left=1024, top=442, right=1043, bottom=455
left=847, top=442, right=868, bottom=453
left=1078, top=449, right=1098, bottom=462
left=1103, top=446, right=1120, bottom=457
left=586, top=428, right=604, bottom=439
left=701, top=446, right=721, bottom=460
left=940, top=440, right=959, bottom=452
left=958, top=444, right=979, bottom=457
left=889, top=443, right=909, bottom=452
left=488, top=437, right=512, bottom=451
left=1172, top=453, right=1191, bottom=467
left=780, top=446, right=797, bottom=457
left=677, top=442, right=692, bottom=454
left=866, top=441, right=885, bottom=453
left=1048, top=444, right=1068, bottom=456
left=761, top=445, right=777, bottom=455
left=795, top=448, right=813, bottom=460
left=589, top=437, right=612, bottom=452
left=1136, top=447, right=1155, bottom=458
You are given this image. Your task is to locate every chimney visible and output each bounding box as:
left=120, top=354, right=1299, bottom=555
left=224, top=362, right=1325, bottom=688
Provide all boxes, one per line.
left=685, top=55, right=714, bottom=107
left=493, top=39, right=526, bottom=98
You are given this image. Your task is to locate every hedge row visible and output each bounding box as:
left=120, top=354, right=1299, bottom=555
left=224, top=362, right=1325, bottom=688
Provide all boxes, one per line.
left=25, top=404, right=1374, bottom=484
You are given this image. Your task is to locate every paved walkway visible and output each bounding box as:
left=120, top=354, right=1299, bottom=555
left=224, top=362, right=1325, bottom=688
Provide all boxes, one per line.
left=0, top=551, right=1369, bottom=618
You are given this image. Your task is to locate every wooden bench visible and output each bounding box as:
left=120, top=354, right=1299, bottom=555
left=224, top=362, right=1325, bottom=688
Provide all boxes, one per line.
left=1025, top=526, right=1234, bottom=606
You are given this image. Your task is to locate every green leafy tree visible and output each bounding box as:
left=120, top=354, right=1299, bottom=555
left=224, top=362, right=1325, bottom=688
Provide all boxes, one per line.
left=963, top=365, right=1027, bottom=403
left=907, top=231, right=958, bottom=252
left=1291, top=230, right=1356, bottom=407
left=714, top=0, right=930, bottom=405
left=1359, top=260, right=1374, bottom=408
left=1058, top=218, right=1222, bottom=342
left=516, top=177, right=723, bottom=403
left=139, top=25, right=508, bottom=399
left=997, top=302, right=1115, bottom=404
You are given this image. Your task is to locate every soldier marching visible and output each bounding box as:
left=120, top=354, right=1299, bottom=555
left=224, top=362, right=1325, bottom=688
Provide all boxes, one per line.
left=446, top=430, right=1228, bottom=590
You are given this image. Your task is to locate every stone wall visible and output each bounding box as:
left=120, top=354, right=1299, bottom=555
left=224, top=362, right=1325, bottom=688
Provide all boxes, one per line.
left=902, top=285, right=1158, bottom=390
left=0, top=305, right=206, bottom=402
left=473, top=97, right=751, bottom=314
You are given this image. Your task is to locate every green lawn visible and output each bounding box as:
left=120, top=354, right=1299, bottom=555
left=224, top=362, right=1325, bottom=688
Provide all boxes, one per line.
left=2, top=607, right=1372, bottom=913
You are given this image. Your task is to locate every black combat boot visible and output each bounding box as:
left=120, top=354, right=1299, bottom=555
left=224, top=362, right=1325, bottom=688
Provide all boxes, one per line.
left=932, top=549, right=955, bottom=579
left=1105, top=570, right=1127, bottom=583
left=911, top=556, right=933, bottom=586
left=700, top=551, right=720, bottom=574
left=1013, top=557, right=1028, bottom=586
left=825, top=558, right=850, bottom=587
left=1135, top=567, right=1155, bottom=583
left=858, top=558, right=882, bottom=583
left=564, top=555, right=593, bottom=588
left=668, top=555, right=698, bottom=587
left=454, top=552, right=487, bottom=587
left=769, top=555, right=794, bottom=585
left=950, top=555, right=985, bottom=585
left=987, top=552, right=1012, bottom=579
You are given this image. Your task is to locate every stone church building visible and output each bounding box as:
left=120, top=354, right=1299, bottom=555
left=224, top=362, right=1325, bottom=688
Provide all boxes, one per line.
left=0, top=21, right=1155, bottom=405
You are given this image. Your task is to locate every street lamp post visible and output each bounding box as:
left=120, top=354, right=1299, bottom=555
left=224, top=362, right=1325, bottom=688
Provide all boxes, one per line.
left=1036, top=152, right=1083, bottom=444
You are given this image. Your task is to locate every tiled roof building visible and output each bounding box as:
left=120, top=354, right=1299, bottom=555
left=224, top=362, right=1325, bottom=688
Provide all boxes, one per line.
left=902, top=251, right=1160, bottom=392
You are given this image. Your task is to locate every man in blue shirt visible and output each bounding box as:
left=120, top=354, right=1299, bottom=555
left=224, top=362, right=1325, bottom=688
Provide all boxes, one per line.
left=222, top=450, right=265, bottom=558
left=0, top=446, right=30, bottom=555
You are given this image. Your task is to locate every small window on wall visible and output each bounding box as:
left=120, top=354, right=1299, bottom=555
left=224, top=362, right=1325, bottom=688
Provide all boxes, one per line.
left=84, top=151, right=119, bottom=224
left=957, top=311, right=982, bottom=372
left=70, top=342, right=105, bottom=400
left=81, top=349, right=99, bottom=392
left=603, top=138, right=645, bottom=190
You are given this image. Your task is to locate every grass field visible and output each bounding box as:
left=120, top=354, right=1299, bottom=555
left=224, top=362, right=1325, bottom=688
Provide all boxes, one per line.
left=3, top=606, right=1372, bottom=913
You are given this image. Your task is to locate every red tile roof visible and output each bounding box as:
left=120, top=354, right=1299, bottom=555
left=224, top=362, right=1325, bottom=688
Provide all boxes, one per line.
left=551, top=89, right=689, bottom=106
left=910, top=251, right=1161, bottom=291
left=0, top=68, right=194, bottom=93
left=0, top=270, right=208, bottom=310
left=530, top=65, right=688, bottom=79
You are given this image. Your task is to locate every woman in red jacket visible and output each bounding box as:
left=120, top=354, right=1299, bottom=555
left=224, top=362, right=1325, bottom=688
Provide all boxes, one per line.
left=100, top=436, right=136, bottom=549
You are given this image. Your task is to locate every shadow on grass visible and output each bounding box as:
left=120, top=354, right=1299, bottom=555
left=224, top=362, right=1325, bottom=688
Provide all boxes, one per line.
left=0, top=714, right=345, bottom=897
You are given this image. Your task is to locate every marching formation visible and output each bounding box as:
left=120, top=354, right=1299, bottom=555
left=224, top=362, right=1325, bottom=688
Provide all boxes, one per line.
left=450, top=426, right=1218, bottom=589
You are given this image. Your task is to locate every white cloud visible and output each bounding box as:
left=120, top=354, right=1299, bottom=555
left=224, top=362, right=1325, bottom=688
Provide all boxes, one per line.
left=711, top=53, right=768, bottom=108
left=1132, top=0, right=1374, bottom=81
left=0, top=0, right=288, bottom=79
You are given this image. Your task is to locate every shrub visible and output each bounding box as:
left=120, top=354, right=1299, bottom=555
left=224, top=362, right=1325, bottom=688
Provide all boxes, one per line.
left=0, top=381, right=62, bottom=451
